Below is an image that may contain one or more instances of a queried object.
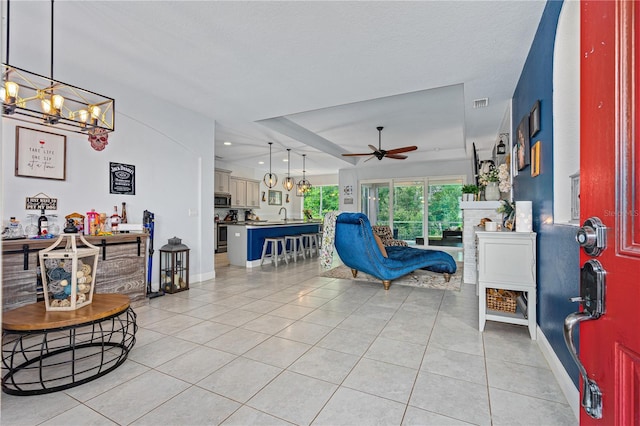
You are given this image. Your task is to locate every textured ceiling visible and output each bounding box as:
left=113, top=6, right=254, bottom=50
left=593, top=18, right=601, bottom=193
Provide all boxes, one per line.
left=5, top=1, right=546, bottom=176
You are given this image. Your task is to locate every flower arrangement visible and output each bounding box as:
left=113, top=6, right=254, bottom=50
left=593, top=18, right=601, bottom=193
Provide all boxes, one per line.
left=478, top=167, right=499, bottom=188
left=498, top=163, right=510, bottom=193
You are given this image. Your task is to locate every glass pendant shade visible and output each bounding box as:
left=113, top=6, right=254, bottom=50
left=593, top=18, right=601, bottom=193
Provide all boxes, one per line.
left=283, top=148, right=295, bottom=191
left=296, top=154, right=312, bottom=197
left=263, top=142, right=278, bottom=188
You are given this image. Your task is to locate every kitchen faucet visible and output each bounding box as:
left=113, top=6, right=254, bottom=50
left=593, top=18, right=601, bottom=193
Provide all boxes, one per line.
left=278, top=207, right=287, bottom=221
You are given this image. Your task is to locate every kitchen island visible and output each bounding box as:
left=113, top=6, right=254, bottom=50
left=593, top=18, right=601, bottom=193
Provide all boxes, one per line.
left=227, top=221, right=322, bottom=267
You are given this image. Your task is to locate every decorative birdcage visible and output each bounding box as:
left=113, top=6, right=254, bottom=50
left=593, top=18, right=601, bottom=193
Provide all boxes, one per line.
left=39, top=233, right=99, bottom=311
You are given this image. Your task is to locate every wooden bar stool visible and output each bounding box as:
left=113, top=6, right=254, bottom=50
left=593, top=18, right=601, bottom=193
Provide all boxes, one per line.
left=284, top=235, right=305, bottom=262
left=260, top=237, right=288, bottom=267
left=302, top=233, right=321, bottom=257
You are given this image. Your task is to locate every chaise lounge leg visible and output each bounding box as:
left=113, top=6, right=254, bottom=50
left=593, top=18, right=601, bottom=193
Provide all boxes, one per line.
left=350, top=269, right=358, bottom=278
left=382, top=280, right=391, bottom=290
left=443, top=273, right=451, bottom=283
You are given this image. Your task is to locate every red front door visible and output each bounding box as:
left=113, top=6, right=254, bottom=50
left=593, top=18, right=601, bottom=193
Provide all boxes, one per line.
left=580, top=1, right=640, bottom=424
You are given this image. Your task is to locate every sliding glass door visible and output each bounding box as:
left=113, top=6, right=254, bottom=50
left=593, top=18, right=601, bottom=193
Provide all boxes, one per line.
left=360, top=182, right=390, bottom=226
left=361, top=176, right=463, bottom=246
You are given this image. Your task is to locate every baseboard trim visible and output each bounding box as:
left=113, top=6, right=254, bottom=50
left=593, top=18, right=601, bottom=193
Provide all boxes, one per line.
left=536, top=325, right=579, bottom=421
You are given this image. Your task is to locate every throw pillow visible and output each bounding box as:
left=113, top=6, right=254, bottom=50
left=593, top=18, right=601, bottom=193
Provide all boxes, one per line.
left=373, top=233, right=388, bottom=258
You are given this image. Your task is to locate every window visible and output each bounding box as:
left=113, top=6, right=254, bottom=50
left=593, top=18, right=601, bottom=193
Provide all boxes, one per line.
left=303, top=185, right=339, bottom=219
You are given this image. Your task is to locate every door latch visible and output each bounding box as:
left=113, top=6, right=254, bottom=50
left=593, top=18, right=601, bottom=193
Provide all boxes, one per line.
left=576, top=217, right=607, bottom=256
left=563, top=259, right=606, bottom=419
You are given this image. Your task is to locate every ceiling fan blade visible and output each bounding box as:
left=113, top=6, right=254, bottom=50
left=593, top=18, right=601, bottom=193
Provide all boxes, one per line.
left=385, top=154, right=408, bottom=160
left=385, top=145, right=418, bottom=155
left=368, top=144, right=379, bottom=152
left=342, top=152, right=375, bottom=157
left=364, top=155, right=377, bottom=162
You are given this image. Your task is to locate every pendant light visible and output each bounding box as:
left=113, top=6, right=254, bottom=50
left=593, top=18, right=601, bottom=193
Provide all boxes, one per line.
left=282, top=148, right=295, bottom=191
left=1, top=0, right=115, bottom=134
left=263, top=142, right=278, bottom=188
left=296, top=154, right=312, bottom=196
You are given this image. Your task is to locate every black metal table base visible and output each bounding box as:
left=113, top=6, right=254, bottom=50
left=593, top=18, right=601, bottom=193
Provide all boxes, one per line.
left=2, top=307, right=137, bottom=395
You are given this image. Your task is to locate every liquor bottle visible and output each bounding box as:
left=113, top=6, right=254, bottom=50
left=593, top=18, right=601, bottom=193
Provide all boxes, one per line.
left=110, top=206, right=121, bottom=233
left=121, top=202, right=128, bottom=224
left=38, top=209, right=48, bottom=236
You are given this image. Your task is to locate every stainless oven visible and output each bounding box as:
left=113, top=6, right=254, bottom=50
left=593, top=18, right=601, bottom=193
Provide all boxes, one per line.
left=214, top=193, right=231, bottom=208
left=216, top=223, right=228, bottom=253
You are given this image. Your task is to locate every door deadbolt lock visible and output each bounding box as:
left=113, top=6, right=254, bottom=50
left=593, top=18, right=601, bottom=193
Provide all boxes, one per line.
left=576, top=217, right=607, bottom=256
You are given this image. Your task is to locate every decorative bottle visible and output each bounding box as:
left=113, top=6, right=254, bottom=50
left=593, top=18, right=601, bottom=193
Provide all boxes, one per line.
left=121, top=202, right=128, bottom=224
left=86, top=209, right=99, bottom=236
left=110, top=206, right=121, bottom=233
left=38, top=209, right=48, bottom=236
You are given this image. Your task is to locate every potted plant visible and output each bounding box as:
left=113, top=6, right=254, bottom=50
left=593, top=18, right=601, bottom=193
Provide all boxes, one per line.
left=479, top=168, right=500, bottom=201
left=462, top=184, right=479, bottom=201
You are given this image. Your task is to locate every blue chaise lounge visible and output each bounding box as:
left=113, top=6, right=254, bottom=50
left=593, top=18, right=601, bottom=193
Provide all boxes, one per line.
left=334, top=212, right=457, bottom=290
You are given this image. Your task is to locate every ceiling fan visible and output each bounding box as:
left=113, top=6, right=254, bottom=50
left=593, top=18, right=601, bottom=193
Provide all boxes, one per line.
left=342, top=126, right=418, bottom=161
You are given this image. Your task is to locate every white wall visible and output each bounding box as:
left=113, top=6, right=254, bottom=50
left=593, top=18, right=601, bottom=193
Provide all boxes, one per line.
left=2, top=89, right=215, bottom=289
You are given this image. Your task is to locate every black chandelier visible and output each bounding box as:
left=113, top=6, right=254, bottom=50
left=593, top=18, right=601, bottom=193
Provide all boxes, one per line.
left=282, top=148, right=295, bottom=191
left=296, top=154, right=312, bottom=196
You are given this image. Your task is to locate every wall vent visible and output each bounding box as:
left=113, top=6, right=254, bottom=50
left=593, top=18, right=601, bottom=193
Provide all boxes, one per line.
left=473, top=98, right=489, bottom=109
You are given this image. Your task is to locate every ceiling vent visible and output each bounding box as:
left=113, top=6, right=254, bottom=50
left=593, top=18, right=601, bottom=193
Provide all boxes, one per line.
left=473, top=98, right=489, bottom=109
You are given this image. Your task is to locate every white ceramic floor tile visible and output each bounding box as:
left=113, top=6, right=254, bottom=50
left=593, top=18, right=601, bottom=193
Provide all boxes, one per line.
left=128, top=335, right=200, bottom=368
left=84, top=370, right=190, bottom=425
left=313, top=386, right=406, bottom=425
left=221, top=405, right=293, bottom=426
left=486, top=358, right=566, bottom=402
left=243, top=336, right=311, bottom=368
left=402, top=406, right=474, bottom=425
left=174, top=319, right=235, bottom=344
left=316, top=328, right=377, bottom=356
left=205, top=327, right=271, bottom=355
left=40, top=404, right=118, bottom=426
left=0, top=391, right=80, bottom=425
left=155, top=345, right=237, bottom=383
left=198, top=356, right=283, bottom=403
left=288, top=346, right=360, bottom=384
left=410, top=371, right=491, bottom=426
left=131, top=386, right=240, bottom=425
left=241, top=314, right=295, bottom=334
left=276, top=320, right=333, bottom=345
left=365, top=336, right=426, bottom=369
left=248, top=371, right=338, bottom=425
left=421, top=345, right=487, bottom=385
left=343, top=357, right=418, bottom=403
left=489, top=387, right=578, bottom=426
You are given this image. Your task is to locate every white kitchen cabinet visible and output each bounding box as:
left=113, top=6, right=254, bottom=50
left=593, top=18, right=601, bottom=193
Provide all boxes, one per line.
left=215, top=169, right=231, bottom=193
left=246, top=180, right=260, bottom=208
left=230, top=177, right=246, bottom=207
left=476, top=231, right=537, bottom=339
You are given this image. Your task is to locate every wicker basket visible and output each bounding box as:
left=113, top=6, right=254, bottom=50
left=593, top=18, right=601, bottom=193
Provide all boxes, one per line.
left=486, top=288, right=518, bottom=313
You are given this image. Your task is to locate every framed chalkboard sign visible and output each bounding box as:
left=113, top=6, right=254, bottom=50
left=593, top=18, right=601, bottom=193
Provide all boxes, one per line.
left=109, top=162, right=136, bottom=195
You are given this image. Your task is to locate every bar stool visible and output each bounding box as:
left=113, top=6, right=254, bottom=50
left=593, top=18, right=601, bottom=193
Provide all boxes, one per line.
left=284, top=235, right=305, bottom=262
left=260, top=237, right=288, bottom=267
left=302, top=233, right=321, bottom=257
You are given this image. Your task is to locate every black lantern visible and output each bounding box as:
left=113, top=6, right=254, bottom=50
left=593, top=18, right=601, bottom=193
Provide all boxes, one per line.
left=159, top=237, right=190, bottom=294
left=496, top=133, right=508, bottom=155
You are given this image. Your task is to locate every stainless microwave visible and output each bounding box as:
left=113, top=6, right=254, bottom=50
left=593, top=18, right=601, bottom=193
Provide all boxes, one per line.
left=214, top=193, right=231, bottom=208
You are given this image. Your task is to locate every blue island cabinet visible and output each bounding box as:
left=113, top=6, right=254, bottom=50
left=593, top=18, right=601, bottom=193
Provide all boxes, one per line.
left=226, top=222, right=322, bottom=267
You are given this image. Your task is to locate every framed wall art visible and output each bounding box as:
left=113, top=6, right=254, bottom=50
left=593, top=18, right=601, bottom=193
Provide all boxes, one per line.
left=268, top=190, right=282, bottom=206
left=516, top=114, right=530, bottom=170
left=15, top=126, right=67, bottom=180
left=531, top=141, right=541, bottom=177
left=529, top=100, right=540, bottom=137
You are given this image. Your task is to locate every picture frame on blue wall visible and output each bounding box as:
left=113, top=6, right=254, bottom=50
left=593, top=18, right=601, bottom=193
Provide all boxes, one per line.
left=531, top=141, right=541, bottom=177
left=512, top=144, right=519, bottom=177
left=529, top=100, right=541, bottom=137
left=517, top=114, right=530, bottom=170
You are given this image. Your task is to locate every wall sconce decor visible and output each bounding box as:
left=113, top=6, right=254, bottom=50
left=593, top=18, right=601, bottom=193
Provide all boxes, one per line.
left=2, top=1, right=115, bottom=135
left=263, top=142, right=278, bottom=188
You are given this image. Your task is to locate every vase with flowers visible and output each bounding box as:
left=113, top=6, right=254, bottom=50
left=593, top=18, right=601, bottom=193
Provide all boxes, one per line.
left=479, top=167, right=500, bottom=201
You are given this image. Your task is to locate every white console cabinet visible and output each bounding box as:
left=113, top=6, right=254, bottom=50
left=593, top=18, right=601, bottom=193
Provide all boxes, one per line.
left=476, top=231, right=537, bottom=339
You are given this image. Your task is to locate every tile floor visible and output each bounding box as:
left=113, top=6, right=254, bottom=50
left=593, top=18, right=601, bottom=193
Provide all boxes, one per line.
left=1, top=258, right=577, bottom=425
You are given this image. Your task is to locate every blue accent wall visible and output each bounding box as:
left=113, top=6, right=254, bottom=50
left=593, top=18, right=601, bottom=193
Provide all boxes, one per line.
left=512, top=0, right=579, bottom=387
